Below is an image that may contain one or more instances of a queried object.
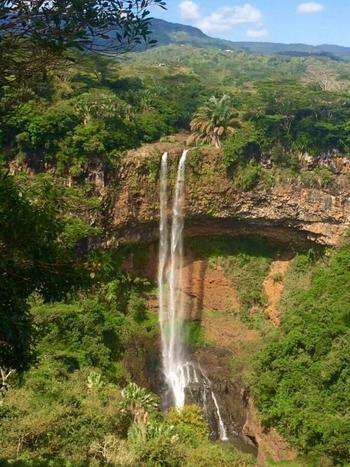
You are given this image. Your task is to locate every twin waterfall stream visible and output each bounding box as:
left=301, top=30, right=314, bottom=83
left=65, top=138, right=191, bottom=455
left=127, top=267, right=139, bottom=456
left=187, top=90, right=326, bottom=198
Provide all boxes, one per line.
left=158, top=150, right=228, bottom=441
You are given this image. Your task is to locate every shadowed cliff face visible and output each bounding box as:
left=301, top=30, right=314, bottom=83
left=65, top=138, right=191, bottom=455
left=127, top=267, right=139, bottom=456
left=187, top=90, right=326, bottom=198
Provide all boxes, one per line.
left=123, top=242, right=298, bottom=465
left=106, top=141, right=350, bottom=248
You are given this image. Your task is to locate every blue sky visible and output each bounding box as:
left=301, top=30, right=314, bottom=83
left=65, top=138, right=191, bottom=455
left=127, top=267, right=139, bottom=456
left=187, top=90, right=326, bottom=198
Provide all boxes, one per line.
left=152, top=1, right=350, bottom=46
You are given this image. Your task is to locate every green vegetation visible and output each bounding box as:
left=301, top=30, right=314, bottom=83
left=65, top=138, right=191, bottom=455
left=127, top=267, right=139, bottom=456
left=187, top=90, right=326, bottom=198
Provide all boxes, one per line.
left=2, top=4, right=350, bottom=465
left=253, top=245, right=350, bottom=465
left=190, top=235, right=350, bottom=465
left=0, top=52, right=202, bottom=177
left=0, top=169, right=250, bottom=465
left=146, top=19, right=350, bottom=62
left=0, top=171, right=96, bottom=372
left=129, top=43, right=350, bottom=88
left=2, top=35, right=350, bottom=185
left=128, top=45, right=350, bottom=181
left=182, top=321, right=208, bottom=348
left=0, top=256, right=255, bottom=465
left=0, top=295, right=253, bottom=465
left=220, top=80, right=350, bottom=175
left=0, top=0, right=167, bottom=90
left=234, top=162, right=262, bottom=191
left=189, top=95, right=240, bottom=148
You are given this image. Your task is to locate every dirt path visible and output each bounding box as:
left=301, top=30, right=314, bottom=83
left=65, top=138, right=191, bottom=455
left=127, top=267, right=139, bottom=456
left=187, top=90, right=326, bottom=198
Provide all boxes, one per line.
left=263, top=260, right=290, bottom=326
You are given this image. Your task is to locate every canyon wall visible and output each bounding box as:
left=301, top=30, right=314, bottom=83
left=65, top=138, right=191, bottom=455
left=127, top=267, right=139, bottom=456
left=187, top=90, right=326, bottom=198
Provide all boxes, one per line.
left=123, top=243, right=299, bottom=465
left=106, top=140, right=350, bottom=464
left=106, top=139, right=350, bottom=248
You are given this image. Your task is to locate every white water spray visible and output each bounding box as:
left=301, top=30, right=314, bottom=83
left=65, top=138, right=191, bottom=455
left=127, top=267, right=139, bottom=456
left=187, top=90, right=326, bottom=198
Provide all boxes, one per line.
left=159, top=149, right=189, bottom=408
left=158, top=152, right=169, bottom=367
left=158, top=150, right=228, bottom=440
left=211, top=391, right=228, bottom=441
left=201, top=368, right=228, bottom=441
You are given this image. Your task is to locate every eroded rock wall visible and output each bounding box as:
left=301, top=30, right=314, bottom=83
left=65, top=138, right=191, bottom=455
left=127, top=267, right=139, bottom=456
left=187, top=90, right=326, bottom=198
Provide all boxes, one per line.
left=124, top=243, right=298, bottom=464
left=110, top=141, right=350, bottom=465
left=107, top=141, right=350, bottom=247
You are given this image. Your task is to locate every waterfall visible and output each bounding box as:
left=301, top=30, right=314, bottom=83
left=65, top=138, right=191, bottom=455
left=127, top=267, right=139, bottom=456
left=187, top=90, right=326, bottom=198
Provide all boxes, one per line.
left=158, top=151, right=169, bottom=379
left=158, top=150, right=228, bottom=440
left=158, top=149, right=188, bottom=407
left=211, top=391, right=228, bottom=441
left=159, top=149, right=189, bottom=408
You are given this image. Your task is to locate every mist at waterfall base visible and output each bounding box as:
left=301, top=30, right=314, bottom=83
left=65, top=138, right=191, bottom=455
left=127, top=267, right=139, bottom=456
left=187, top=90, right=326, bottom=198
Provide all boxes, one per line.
left=158, top=150, right=228, bottom=442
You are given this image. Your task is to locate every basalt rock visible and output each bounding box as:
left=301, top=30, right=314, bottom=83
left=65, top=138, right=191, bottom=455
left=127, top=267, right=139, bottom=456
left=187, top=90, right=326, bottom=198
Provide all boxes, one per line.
left=106, top=141, right=350, bottom=248
left=106, top=140, right=349, bottom=465
left=193, top=346, right=296, bottom=464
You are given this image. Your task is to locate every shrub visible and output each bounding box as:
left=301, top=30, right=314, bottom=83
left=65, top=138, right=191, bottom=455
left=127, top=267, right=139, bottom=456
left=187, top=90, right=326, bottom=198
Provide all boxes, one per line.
left=223, top=123, right=262, bottom=170
left=234, top=161, right=262, bottom=191
left=253, top=246, right=350, bottom=465
left=187, top=148, right=204, bottom=174
left=127, top=292, right=148, bottom=324
left=167, top=405, right=209, bottom=443
left=182, top=321, right=207, bottom=347
left=90, top=435, right=136, bottom=466
left=0, top=369, right=124, bottom=464
left=128, top=421, right=183, bottom=467
left=184, top=442, right=255, bottom=467
left=299, top=168, right=334, bottom=188
left=120, top=382, right=158, bottom=424
left=271, top=272, right=284, bottom=283
left=144, top=151, right=162, bottom=183
left=32, top=300, right=124, bottom=372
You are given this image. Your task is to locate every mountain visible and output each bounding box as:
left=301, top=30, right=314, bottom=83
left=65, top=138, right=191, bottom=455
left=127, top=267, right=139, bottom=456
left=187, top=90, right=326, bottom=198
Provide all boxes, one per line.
left=147, top=18, right=350, bottom=61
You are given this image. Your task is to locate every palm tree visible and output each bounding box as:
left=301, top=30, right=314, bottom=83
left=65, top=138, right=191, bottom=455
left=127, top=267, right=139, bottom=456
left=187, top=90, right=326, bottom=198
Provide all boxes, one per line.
left=189, top=95, right=240, bottom=148
left=120, top=383, right=158, bottom=424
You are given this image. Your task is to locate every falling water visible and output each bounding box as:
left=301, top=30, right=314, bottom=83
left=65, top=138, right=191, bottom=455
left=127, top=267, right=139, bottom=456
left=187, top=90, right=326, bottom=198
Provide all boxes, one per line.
left=161, top=149, right=189, bottom=408
left=158, top=151, right=169, bottom=389
left=201, top=367, right=228, bottom=441
left=211, top=391, right=229, bottom=441
left=158, top=150, right=228, bottom=440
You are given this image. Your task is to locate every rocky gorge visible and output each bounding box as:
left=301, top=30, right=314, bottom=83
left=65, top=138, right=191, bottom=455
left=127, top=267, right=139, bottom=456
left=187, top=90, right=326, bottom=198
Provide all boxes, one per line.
left=8, top=138, right=350, bottom=464
left=93, top=138, right=350, bottom=464
left=105, top=138, right=350, bottom=249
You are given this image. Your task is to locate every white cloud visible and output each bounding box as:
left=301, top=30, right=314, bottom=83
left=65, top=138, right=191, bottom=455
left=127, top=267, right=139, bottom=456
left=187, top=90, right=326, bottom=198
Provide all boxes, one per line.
left=179, top=2, right=263, bottom=34
left=297, top=2, right=324, bottom=13
left=179, top=0, right=200, bottom=21
left=246, top=28, right=268, bottom=38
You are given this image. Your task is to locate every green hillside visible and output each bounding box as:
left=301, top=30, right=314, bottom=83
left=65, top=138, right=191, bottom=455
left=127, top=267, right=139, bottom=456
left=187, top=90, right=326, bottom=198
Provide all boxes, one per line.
left=146, top=18, right=350, bottom=61
left=124, top=43, right=350, bottom=91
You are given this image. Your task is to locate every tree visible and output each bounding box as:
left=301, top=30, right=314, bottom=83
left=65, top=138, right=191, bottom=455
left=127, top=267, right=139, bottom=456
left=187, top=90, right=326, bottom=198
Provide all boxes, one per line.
left=74, top=89, right=132, bottom=125
left=0, top=171, right=90, bottom=372
left=0, top=0, right=167, bottom=86
left=253, top=247, right=350, bottom=465
left=120, top=382, right=158, bottom=424
left=0, top=0, right=166, bottom=51
left=189, top=95, right=240, bottom=148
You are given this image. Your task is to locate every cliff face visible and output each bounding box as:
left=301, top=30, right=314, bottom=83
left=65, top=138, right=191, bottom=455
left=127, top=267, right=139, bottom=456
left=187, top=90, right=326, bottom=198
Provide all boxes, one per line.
left=109, top=141, right=350, bottom=464
left=107, top=140, right=350, bottom=247
left=122, top=242, right=299, bottom=465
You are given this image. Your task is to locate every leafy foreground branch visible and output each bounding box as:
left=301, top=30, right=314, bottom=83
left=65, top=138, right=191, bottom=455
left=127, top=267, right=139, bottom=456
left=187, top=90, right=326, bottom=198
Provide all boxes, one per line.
left=0, top=0, right=167, bottom=87
left=0, top=0, right=166, bottom=51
